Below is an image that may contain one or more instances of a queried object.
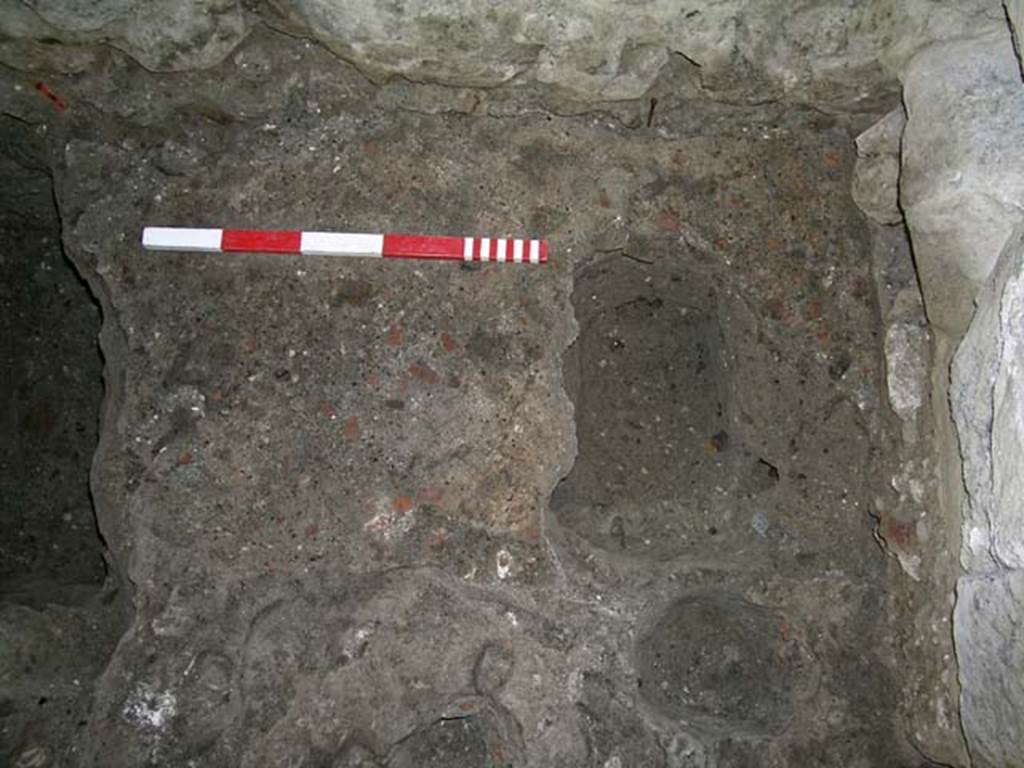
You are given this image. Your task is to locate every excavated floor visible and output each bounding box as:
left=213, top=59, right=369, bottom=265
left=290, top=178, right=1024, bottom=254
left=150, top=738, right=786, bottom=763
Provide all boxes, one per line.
left=0, top=27, right=926, bottom=768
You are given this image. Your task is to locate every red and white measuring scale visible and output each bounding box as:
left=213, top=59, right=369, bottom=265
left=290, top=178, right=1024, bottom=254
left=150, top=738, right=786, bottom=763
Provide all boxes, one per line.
left=142, top=227, right=549, bottom=264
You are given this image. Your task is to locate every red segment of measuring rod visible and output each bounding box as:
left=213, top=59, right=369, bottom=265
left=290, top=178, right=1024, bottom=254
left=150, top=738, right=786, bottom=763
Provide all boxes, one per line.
left=382, top=234, right=464, bottom=260
left=221, top=229, right=302, bottom=253
left=538, top=240, right=549, bottom=263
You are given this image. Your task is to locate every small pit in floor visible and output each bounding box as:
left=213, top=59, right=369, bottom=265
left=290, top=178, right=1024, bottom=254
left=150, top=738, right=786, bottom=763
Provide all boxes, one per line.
left=552, top=254, right=733, bottom=559
left=635, top=592, right=814, bottom=736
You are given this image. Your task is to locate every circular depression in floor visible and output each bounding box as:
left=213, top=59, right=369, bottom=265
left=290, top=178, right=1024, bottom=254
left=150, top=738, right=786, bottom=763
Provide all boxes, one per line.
left=635, top=592, right=811, bottom=735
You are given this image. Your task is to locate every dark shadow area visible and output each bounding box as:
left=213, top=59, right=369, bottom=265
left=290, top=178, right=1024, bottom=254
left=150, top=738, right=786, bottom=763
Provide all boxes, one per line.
left=0, top=114, right=121, bottom=766
left=0, top=117, right=105, bottom=586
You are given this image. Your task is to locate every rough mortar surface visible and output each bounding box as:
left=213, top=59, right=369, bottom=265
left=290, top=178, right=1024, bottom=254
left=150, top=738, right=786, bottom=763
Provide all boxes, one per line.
left=0, top=17, right=991, bottom=768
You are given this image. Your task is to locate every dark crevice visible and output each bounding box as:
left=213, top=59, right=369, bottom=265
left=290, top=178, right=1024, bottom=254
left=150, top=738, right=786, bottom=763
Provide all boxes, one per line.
left=0, top=114, right=124, bottom=764
left=0, top=117, right=105, bottom=587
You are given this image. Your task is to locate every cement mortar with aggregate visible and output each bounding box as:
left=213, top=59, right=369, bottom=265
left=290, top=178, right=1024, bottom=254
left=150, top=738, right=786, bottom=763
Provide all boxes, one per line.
left=0, top=29, right=945, bottom=767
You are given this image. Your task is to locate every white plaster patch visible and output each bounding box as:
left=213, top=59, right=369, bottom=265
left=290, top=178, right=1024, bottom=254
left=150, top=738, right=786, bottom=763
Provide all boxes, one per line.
left=342, top=622, right=377, bottom=661
left=123, top=683, right=177, bottom=732
left=496, top=549, right=513, bottom=580
left=363, top=508, right=415, bottom=540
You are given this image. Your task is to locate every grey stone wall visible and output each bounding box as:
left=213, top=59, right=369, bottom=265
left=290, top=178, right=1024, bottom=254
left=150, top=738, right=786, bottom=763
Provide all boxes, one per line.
left=951, top=227, right=1024, bottom=765
left=854, top=21, right=1024, bottom=768
left=0, top=0, right=1004, bottom=108
left=851, top=13, right=1024, bottom=768
left=901, top=31, right=1024, bottom=340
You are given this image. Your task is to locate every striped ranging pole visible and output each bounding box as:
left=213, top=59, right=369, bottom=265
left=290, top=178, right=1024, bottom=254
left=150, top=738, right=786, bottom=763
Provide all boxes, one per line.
left=141, top=227, right=549, bottom=264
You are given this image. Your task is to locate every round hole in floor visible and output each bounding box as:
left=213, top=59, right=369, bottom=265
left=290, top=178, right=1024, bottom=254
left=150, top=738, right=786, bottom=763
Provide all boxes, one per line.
left=635, top=592, right=812, bottom=735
